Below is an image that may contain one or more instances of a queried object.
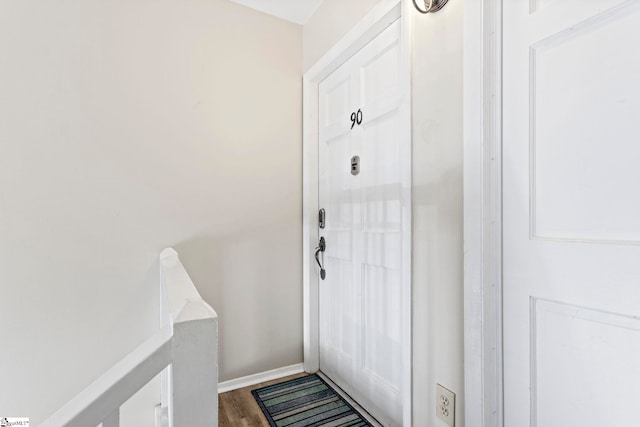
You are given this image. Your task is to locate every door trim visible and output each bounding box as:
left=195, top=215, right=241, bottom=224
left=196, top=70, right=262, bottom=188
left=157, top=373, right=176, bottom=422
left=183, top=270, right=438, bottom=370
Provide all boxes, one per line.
left=463, top=0, right=504, bottom=426
left=302, top=0, right=412, bottom=424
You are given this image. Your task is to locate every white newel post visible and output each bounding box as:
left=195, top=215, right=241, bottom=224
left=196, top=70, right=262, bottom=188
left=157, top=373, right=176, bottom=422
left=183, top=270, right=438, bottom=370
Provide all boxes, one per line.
left=160, top=248, right=219, bottom=427
left=169, top=306, right=218, bottom=427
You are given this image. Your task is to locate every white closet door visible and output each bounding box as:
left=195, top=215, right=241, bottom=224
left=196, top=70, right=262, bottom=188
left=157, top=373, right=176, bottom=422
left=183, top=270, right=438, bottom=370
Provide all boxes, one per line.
left=319, top=20, right=405, bottom=427
left=503, top=1, right=640, bottom=426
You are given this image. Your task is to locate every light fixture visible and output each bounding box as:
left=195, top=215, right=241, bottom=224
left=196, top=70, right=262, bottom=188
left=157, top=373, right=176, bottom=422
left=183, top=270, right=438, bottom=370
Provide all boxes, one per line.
left=412, top=0, right=448, bottom=13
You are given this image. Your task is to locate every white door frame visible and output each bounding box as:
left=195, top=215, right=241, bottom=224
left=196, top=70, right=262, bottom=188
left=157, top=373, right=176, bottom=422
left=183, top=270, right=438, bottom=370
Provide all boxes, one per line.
left=302, top=0, right=413, bottom=424
left=463, top=0, right=504, bottom=426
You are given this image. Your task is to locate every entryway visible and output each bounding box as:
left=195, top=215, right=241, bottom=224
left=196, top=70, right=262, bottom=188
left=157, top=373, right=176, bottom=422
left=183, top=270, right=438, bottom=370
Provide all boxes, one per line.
left=303, top=2, right=411, bottom=427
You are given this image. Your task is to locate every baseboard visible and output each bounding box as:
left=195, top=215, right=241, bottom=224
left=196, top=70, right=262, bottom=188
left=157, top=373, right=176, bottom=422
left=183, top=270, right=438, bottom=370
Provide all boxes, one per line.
left=218, top=363, right=305, bottom=394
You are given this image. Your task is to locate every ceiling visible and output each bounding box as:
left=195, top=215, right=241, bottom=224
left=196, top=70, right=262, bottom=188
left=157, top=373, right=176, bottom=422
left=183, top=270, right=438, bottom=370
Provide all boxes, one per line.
left=227, top=0, right=325, bottom=25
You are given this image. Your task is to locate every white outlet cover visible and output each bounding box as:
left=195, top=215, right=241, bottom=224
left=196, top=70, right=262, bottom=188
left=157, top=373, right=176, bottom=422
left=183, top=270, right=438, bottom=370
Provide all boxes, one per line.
left=436, top=383, right=456, bottom=426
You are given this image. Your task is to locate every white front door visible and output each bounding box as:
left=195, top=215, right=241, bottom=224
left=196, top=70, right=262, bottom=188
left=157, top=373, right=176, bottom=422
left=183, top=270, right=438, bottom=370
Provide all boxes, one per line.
left=503, top=1, right=640, bottom=426
left=317, top=19, right=408, bottom=427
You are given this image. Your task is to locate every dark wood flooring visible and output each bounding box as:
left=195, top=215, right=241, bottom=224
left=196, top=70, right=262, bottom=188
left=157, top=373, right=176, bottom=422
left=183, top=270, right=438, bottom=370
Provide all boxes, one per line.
left=218, top=373, right=309, bottom=427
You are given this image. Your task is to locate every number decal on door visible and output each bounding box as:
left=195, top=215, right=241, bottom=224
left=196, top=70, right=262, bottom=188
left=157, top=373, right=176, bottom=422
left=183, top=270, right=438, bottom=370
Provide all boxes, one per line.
left=350, top=109, right=363, bottom=129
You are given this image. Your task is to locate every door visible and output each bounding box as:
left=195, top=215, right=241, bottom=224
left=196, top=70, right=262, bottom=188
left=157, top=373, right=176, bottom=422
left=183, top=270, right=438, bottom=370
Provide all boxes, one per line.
left=318, top=19, right=407, bottom=427
left=503, top=1, right=640, bottom=426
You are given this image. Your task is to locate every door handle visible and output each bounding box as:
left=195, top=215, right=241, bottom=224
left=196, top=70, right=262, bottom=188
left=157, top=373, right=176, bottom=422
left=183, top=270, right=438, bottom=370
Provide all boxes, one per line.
left=315, top=237, right=326, bottom=280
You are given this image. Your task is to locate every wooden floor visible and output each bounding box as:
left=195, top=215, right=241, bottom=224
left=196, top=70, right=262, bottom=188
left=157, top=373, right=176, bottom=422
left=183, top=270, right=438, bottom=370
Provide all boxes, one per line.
left=219, top=373, right=309, bottom=427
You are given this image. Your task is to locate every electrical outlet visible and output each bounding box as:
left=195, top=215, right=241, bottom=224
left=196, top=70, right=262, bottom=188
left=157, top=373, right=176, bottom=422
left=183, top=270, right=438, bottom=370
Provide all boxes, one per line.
left=436, top=384, right=455, bottom=426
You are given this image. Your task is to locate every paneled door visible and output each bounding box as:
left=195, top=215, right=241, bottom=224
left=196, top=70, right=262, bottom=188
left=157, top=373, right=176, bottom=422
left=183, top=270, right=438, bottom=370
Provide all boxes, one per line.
left=503, top=1, right=640, bottom=426
left=317, top=19, right=407, bottom=427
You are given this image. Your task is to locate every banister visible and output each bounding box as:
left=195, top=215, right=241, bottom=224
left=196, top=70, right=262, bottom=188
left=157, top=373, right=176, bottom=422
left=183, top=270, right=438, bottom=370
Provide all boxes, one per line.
left=39, top=329, right=172, bottom=427
left=159, top=248, right=218, bottom=427
left=39, top=248, right=218, bottom=427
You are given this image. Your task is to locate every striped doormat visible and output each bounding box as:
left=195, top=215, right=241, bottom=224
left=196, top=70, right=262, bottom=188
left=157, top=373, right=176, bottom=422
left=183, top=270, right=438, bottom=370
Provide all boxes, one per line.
left=251, top=374, right=373, bottom=427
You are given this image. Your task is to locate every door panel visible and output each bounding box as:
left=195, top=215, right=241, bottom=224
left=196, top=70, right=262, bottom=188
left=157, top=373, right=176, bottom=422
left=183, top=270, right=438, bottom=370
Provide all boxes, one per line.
left=323, top=72, right=356, bottom=144
left=363, top=266, right=402, bottom=384
left=503, top=1, right=640, bottom=426
left=531, top=5, right=640, bottom=243
left=361, top=37, right=401, bottom=123
left=319, top=19, right=404, bottom=427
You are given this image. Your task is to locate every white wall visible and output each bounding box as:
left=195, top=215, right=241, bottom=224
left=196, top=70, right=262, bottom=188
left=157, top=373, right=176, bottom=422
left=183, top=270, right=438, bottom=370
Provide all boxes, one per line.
left=411, top=1, right=464, bottom=425
left=304, top=0, right=464, bottom=425
left=0, top=0, right=302, bottom=424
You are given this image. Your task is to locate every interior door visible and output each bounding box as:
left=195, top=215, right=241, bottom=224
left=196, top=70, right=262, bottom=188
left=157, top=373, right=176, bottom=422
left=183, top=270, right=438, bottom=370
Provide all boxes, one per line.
left=503, top=1, right=640, bottom=426
left=318, top=19, right=405, bottom=427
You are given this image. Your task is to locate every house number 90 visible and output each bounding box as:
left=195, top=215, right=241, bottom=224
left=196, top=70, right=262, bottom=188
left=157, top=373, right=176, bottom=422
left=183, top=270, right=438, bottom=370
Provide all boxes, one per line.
left=350, top=109, right=363, bottom=129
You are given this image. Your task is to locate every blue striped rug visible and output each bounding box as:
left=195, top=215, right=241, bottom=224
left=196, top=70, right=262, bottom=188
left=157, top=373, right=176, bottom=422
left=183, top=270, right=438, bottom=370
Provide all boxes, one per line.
left=251, top=374, right=373, bottom=427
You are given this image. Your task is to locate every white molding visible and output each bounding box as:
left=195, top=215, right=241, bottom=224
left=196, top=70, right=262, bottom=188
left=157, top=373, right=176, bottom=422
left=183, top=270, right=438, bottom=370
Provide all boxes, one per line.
left=302, top=63, right=320, bottom=374
left=463, top=0, right=504, bottom=427
left=302, top=1, right=412, bottom=425
left=217, top=363, right=305, bottom=394
left=399, top=1, right=413, bottom=426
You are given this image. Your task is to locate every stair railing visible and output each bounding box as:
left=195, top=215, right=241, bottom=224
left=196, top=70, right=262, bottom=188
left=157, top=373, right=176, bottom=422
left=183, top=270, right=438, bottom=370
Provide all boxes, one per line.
left=40, top=248, right=218, bottom=427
